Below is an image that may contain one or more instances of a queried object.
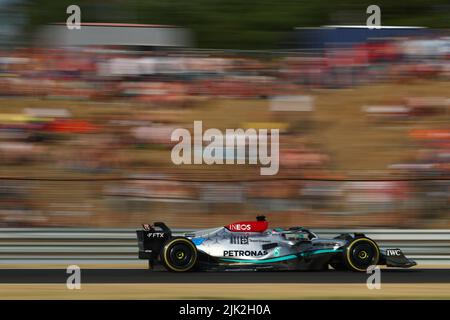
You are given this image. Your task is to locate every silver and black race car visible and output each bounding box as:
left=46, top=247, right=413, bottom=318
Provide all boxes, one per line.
left=136, top=216, right=416, bottom=272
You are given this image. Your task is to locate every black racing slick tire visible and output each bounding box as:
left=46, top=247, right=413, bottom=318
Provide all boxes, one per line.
left=160, top=237, right=198, bottom=272
left=344, top=237, right=380, bottom=272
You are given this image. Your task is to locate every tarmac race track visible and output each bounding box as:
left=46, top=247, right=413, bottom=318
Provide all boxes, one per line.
left=0, top=268, right=449, bottom=284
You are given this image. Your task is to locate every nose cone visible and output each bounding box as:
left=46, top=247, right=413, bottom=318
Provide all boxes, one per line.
left=407, top=259, right=417, bottom=267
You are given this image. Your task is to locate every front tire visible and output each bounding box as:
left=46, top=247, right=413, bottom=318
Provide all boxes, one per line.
left=344, top=237, right=380, bottom=272
left=160, top=237, right=198, bottom=272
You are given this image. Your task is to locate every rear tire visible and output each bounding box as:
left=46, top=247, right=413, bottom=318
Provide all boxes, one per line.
left=344, top=237, right=380, bottom=272
left=160, top=237, right=198, bottom=272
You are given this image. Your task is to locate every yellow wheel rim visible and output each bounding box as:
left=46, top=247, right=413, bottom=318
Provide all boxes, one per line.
left=346, top=238, right=380, bottom=272
left=176, top=251, right=185, bottom=260
left=162, top=238, right=197, bottom=272
left=358, top=251, right=368, bottom=259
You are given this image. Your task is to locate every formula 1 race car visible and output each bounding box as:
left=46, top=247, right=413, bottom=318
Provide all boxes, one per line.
left=136, top=216, right=416, bottom=272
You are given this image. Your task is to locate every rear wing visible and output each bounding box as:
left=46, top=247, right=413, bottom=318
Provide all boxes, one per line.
left=136, top=222, right=172, bottom=264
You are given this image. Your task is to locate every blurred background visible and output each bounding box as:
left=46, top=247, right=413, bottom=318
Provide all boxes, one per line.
left=0, top=0, right=448, bottom=228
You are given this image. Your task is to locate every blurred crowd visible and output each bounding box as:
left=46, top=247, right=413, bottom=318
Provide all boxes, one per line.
left=1, top=37, right=449, bottom=99
left=0, top=35, right=449, bottom=228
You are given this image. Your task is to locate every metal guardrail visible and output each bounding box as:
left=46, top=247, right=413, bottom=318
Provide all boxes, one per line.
left=0, top=228, right=449, bottom=265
